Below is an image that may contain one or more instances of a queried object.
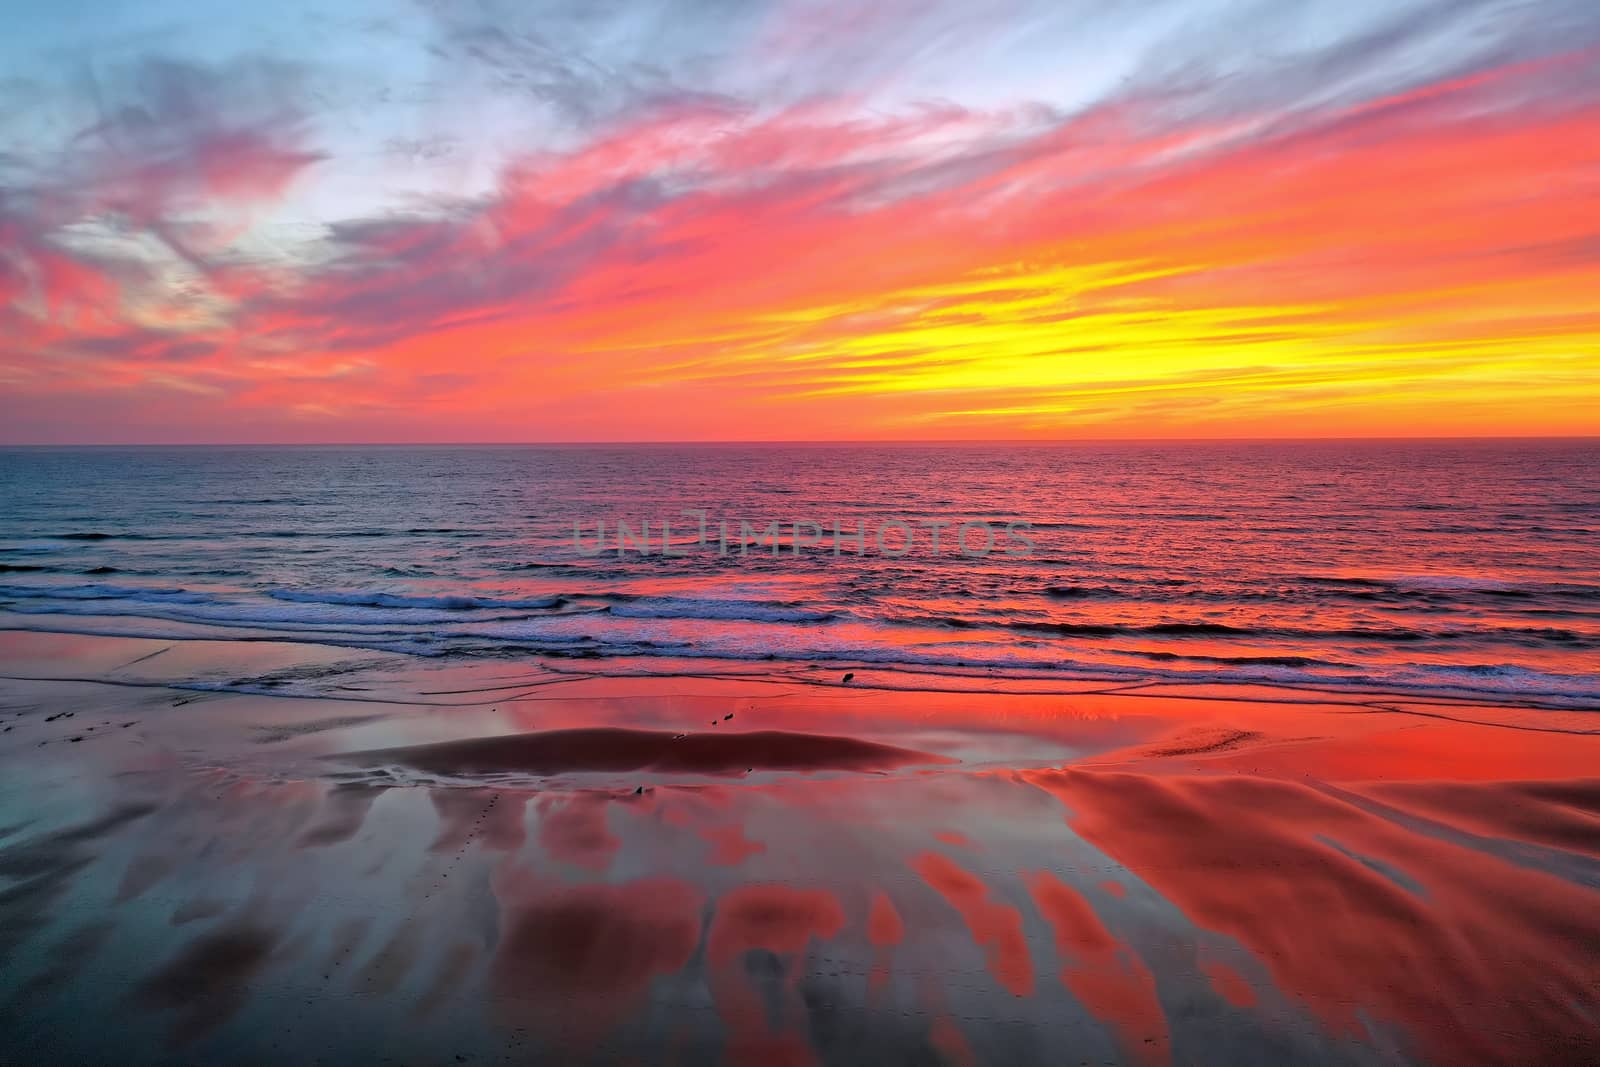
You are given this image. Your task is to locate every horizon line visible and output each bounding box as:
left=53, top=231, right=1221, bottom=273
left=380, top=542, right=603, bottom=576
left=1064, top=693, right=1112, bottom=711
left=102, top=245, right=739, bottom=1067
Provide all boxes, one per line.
left=3, top=434, right=1598, bottom=448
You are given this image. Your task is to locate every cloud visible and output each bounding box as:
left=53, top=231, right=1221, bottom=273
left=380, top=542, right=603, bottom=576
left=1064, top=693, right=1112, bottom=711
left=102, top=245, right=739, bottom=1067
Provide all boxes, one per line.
left=62, top=57, right=324, bottom=267
left=419, top=0, right=751, bottom=128
left=2, top=0, right=1599, bottom=440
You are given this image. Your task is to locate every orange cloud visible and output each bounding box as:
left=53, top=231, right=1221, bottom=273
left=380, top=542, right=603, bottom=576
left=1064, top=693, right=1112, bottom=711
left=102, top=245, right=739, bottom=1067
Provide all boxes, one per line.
left=3, top=46, right=1597, bottom=441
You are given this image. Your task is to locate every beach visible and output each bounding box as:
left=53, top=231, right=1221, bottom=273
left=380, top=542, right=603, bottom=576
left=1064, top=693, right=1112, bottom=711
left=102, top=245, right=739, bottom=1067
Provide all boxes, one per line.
left=6, top=0, right=1600, bottom=1057
left=2, top=629, right=1595, bottom=1065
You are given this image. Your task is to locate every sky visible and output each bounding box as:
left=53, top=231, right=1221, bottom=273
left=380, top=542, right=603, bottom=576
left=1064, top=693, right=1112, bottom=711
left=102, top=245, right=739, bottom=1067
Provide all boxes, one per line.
left=1, top=0, right=1597, bottom=443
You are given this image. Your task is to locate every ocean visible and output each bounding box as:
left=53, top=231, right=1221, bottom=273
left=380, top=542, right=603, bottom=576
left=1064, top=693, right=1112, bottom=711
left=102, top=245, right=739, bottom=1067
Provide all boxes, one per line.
left=1, top=440, right=1596, bottom=705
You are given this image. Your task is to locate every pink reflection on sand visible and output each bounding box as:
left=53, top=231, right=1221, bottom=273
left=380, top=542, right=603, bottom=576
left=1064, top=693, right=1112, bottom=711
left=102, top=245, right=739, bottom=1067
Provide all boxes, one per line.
left=1026, top=768, right=1600, bottom=1064
left=1027, top=871, right=1170, bottom=1065
left=536, top=792, right=620, bottom=871
left=911, top=851, right=1034, bottom=997
left=707, top=884, right=847, bottom=1066
left=491, top=869, right=704, bottom=1040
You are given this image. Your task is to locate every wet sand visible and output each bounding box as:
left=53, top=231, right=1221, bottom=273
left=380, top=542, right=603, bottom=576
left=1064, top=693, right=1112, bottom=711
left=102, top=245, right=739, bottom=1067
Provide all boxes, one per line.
left=0, top=629, right=1596, bottom=1065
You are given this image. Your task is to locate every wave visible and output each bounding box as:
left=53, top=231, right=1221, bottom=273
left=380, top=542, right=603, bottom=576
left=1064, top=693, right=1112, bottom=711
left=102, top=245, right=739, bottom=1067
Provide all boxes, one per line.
left=1043, top=584, right=1122, bottom=600
left=0, top=582, right=217, bottom=604
left=1008, top=618, right=1422, bottom=641
left=1305, top=574, right=1600, bottom=602
left=0, top=583, right=837, bottom=628
left=0, top=585, right=839, bottom=633
left=603, top=596, right=839, bottom=624
left=896, top=612, right=1599, bottom=651
left=3, top=607, right=1597, bottom=705
left=492, top=561, right=573, bottom=571
left=4, top=580, right=1595, bottom=652
left=51, top=531, right=150, bottom=541
left=1133, top=650, right=1331, bottom=668
left=267, top=589, right=566, bottom=611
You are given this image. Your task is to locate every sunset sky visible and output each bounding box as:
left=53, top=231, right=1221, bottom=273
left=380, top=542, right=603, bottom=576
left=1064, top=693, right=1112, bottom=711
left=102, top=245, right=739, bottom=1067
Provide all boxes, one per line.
left=1, top=0, right=1597, bottom=442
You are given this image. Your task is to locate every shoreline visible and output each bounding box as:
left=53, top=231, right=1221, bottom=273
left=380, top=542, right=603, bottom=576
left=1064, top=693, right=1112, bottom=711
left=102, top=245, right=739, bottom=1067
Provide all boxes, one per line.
left=3, top=613, right=1596, bottom=713
left=4, top=628, right=1597, bottom=785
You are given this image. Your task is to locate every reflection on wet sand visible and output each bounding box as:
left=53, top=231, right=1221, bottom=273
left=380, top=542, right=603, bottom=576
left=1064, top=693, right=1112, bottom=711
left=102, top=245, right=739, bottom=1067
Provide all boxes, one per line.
left=132, top=922, right=280, bottom=1045
left=0, top=632, right=1597, bottom=1065
left=1027, top=870, right=1169, bottom=1065
left=1026, top=770, right=1600, bottom=1065
left=339, top=726, right=953, bottom=779
left=492, top=872, right=704, bottom=1038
